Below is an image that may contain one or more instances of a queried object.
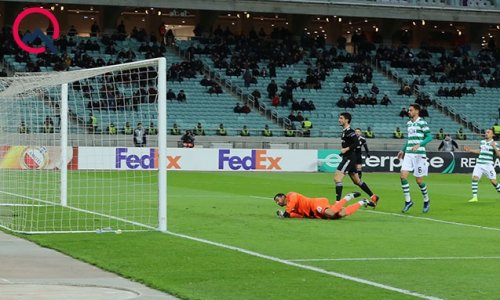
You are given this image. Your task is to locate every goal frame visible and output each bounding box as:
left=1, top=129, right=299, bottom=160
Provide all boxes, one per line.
left=0, top=57, right=167, bottom=233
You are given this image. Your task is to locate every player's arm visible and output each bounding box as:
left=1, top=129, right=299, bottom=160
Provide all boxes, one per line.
left=342, top=132, right=359, bottom=154
left=438, top=141, right=444, bottom=151
left=491, top=142, right=500, bottom=157
left=463, top=146, right=480, bottom=154
left=411, top=130, right=432, bottom=152
left=363, top=142, right=370, bottom=157
left=397, top=142, right=408, bottom=159
left=452, top=140, right=459, bottom=149
left=281, top=193, right=304, bottom=218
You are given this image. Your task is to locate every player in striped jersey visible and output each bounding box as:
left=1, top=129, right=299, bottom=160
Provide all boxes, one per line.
left=396, top=104, right=433, bottom=213
left=464, top=128, right=500, bottom=202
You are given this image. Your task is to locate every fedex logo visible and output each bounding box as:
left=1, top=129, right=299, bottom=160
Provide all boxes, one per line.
left=115, top=148, right=182, bottom=170
left=218, top=149, right=282, bottom=171
left=116, top=148, right=157, bottom=169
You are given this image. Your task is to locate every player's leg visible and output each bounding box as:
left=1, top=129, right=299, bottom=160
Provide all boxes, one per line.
left=335, top=158, right=352, bottom=201
left=400, top=156, right=414, bottom=212
left=356, top=163, right=363, bottom=179
left=486, top=166, right=500, bottom=194
left=413, top=155, right=430, bottom=212
left=348, top=172, right=379, bottom=206
left=334, top=170, right=345, bottom=201
left=336, top=199, right=374, bottom=218
left=321, top=192, right=361, bottom=218
left=469, top=165, right=482, bottom=202
left=416, top=176, right=430, bottom=213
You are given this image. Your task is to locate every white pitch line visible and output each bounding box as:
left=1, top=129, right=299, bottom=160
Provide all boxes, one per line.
left=167, top=231, right=442, bottom=300
left=364, top=210, right=500, bottom=232
left=290, top=256, right=500, bottom=262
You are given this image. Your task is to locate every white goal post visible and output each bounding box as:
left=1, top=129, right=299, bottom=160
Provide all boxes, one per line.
left=0, top=57, right=167, bottom=233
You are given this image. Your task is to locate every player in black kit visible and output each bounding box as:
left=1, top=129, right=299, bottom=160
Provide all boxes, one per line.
left=334, top=112, right=379, bottom=205
left=354, top=128, right=370, bottom=179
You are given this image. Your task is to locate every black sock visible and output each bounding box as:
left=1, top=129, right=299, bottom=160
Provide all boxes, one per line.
left=358, top=181, right=373, bottom=196
left=335, top=182, right=343, bottom=201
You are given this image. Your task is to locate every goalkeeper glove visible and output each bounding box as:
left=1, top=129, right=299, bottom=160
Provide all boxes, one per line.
left=276, top=210, right=285, bottom=218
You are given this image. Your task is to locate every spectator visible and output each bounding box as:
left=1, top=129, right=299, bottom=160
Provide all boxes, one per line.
left=200, top=75, right=213, bottom=87
left=122, top=122, right=133, bottom=135
left=106, top=122, right=117, bottom=135
left=267, top=80, right=278, bottom=98
left=393, top=127, right=404, bottom=139
left=364, top=127, right=374, bottom=138
left=208, top=84, right=223, bottom=95
left=399, top=107, right=408, bottom=118
left=262, top=124, right=273, bottom=137
left=438, top=134, right=459, bottom=152
left=302, top=118, right=312, bottom=137
left=147, top=122, right=158, bottom=135
left=240, top=125, right=250, bottom=136
left=380, top=94, right=392, bottom=106
left=88, top=113, right=98, bottom=133
left=133, top=123, right=146, bottom=147
left=436, top=128, right=446, bottom=140
left=90, top=21, right=100, bottom=37
left=241, top=103, right=251, bottom=114
left=456, top=128, right=467, bottom=140
left=296, top=112, right=305, bottom=122
left=176, top=90, right=186, bottom=102
left=288, top=111, right=297, bottom=122
left=284, top=124, right=295, bottom=137
left=18, top=121, right=30, bottom=133
left=271, top=95, right=280, bottom=107
left=167, top=89, right=176, bottom=100
left=194, top=122, right=205, bottom=136
left=68, top=25, right=78, bottom=37
left=217, top=123, right=227, bottom=136
left=181, top=130, right=195, bottom=148
left=233, top=103, right=242, bottom=113
left=170, top=123, right=181, bottom=135
left=370, top=83, right=380, bottom=96
left=42, top=116, right=54, bottom=133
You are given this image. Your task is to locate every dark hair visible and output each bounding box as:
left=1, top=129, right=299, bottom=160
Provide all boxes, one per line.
left=355, top=127, right=361, bottom=131
left=409, top=103, right=421, bottom=112
left=339, top=112, right=352, bottom=123
left=274, top=193, right=285, bottom=201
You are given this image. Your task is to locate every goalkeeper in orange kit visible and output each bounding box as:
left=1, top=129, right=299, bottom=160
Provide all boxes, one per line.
left=273, top=191, right=377, bottom=219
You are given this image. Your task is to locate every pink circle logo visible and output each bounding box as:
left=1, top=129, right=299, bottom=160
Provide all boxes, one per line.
left=13, top=7, right=60, bottom=54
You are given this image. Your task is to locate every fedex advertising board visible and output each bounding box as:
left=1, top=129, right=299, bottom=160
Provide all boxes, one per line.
left=77, top=147, right=317, bottom=172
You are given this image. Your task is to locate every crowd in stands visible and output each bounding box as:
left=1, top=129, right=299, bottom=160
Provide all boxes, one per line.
left=437, top=86, right=476, bottom=97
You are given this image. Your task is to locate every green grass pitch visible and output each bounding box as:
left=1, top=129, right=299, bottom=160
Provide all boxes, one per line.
left=14, top=171, right=500, bottom=299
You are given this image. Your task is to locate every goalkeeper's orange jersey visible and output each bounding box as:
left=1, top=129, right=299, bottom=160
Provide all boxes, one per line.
left=285, top=192, right=330, bottom=219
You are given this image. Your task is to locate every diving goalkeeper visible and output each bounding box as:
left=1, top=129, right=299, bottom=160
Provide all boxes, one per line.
left=273, top=191, right=377, bottom=220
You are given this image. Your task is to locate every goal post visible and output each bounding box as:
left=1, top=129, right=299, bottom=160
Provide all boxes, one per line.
left=0, top=57, right=167, bottom=234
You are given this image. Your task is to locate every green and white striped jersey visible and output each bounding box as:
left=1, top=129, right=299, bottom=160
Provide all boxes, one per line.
left=477, top=139, right=498, bottom=165
left=405, top=117, right=430, bottom=155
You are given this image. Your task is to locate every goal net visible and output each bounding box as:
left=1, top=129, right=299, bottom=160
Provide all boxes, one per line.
left=0, top=57, right=167, bottom=233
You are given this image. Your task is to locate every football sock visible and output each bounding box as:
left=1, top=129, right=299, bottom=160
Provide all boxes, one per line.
left=335, top=182, right=343, bottom=201
left=344, top=202, right=362, bottom=216
left=472, top=180, right=479, bottom=197
left=419, top=183, right=429, bottom=202
left=494, top=182, right=500, bottom=193
left=330, top=199, right=346, bottom=213
left=401, top=179, right=411, bottom=202
left=358, top=180, right=373, bottom=196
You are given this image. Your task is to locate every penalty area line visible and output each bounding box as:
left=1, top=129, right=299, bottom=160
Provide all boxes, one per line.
left=167, top=231, right=442, bottom=300
left=364, top=210, right=500, bottom=232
